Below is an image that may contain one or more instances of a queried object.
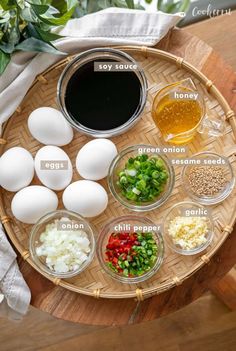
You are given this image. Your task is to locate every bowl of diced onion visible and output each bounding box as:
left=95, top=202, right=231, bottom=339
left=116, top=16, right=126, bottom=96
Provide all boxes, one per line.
left=29, top=210, right=96, bottom=278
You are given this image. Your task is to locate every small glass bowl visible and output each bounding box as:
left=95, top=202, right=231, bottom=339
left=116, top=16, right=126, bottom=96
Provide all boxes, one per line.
left=57, top=48, right=147, bottom=138
left=108, top=144, right=175, bottom=212
left=97, top=215, right=164, bottom=284
left=163, top=201, right=214, bottom=255
left=182, top=151, right=235, bottom=205
left=29, top=210, right=96, bottom=278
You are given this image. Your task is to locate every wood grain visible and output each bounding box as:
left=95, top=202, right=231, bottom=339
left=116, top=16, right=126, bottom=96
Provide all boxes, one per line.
left=185, top=11, right=236, bottom=71
left=5, top=21, right=236, bottom=325
left=0, top=293, right=231, bottom=351
left=46, top=312, right=236, bottom=351
left=211, top=267, right=236, bottom=310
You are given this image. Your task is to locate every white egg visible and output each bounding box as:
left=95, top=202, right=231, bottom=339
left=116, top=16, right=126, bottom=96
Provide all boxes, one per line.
left=63, top=180, right=108, bottom=217
left=28, top=107, right=73, bottom=146
left=35, top=146, right=73, bottom=191
left=0, top=147, right=34, bottom=192
left=11, top=185, right=58, bottom=224
left=76, top=139, right=117, bottom=180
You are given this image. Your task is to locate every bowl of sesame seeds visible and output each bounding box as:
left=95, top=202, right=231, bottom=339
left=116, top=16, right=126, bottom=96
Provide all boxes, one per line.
left=181, top=152, right=235, bottom=205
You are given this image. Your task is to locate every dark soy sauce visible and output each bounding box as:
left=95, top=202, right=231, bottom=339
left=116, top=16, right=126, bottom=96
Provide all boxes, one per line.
left=65, top=59, right=142, bottom=130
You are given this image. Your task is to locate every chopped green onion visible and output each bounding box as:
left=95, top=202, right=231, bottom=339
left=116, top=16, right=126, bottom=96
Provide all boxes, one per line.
left=117, top=154, right=168, bottom=203
left=132, top=187, right=141, bottom=195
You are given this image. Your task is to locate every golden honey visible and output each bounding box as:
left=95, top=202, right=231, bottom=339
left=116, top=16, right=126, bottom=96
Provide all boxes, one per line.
left=152, top=88, right=202, bottom=144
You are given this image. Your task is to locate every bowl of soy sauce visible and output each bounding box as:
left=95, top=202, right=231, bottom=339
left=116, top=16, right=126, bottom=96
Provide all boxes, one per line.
left=57, top=48, right=147, bottom=138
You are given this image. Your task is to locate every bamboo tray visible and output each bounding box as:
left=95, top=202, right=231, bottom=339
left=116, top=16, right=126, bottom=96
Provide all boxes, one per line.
left=1, top=46, right=236, bottom=301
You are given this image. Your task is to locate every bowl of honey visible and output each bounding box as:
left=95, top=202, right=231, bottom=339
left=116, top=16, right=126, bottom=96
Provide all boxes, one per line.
left=152, top=78, right=225, bottom=145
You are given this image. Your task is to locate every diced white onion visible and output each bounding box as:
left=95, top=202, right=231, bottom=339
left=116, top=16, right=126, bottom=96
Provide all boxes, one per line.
left=36, top=219, right=91, bottom=273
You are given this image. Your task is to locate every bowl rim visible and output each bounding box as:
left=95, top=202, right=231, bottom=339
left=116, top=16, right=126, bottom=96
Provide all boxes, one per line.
left=163, top=201, right=214, bottom=255
left=108, top=144, right=175, bottom=212
left=29, top=209, right=96, bottom=278
left=97, top=215, right=165, bottom=284
left=181, top=151, right=235, bottom=205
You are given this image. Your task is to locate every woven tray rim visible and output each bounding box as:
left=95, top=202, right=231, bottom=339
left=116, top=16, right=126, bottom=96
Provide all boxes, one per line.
left=0, top=45, right=236, bottom=301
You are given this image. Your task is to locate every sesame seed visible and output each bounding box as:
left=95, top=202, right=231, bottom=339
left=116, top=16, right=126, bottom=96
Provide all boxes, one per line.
left=188, top=166, right=228, bottom=196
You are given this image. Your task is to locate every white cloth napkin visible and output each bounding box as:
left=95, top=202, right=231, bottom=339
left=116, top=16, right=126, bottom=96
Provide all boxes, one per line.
left=0, top=224, right=31, bottom=317
left=0, top=8, right=184, bottom=316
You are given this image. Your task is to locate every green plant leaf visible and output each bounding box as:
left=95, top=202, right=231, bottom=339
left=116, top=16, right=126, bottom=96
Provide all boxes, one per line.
left=145, top=0, right=153, bottom=3
left=26, top=0, right=38, bottom=4
left=0, top=49, right=10, bottom=75
left=16, top=0, right=25, bottom=9
left=15, top=37, right=66, bottom=55
left=20, top=7, right=39, bottom=22
left=25, top=23, right=62, bottom=42
left=39, top=6, right=76, bottom=25
left=97, top=0, right=112, bottom=9
left=67, top=0, right=79, bottom=10
left=111, top=0, right=144, bottom=10
left=0, top=0, right=16, bottom=11
left=157, top=0, right=163, bottom=10
left=112, top=0, right=128, bottom=8
left=10, top=26, right=20, bottom=45
left=40, top=0, right=53, bottom=4
left=0, top=11, right=11, bottom=23
left=134, top=4, right=144, bottom=9
left=25, top=22, right=41, bottom=40
left=86, top=0, right=101, bottom=13
left=35, top=26, right=63, bottom=41
left=37, top=21, right=51, bottom=31
left=0, top=41, right=14, bottom=53
left=165, top=2, right=181, bottom=13
left=27, top=0, right=44, bottom=4
left=178, top=0, right=190, bottom=12
left=47, top=6, right=60, bottom=15
left=51, top=0, right=67, bottom=14
left=31, top=4, right=50, bottom=15
left=0, top=30, right=19, bottom=53
left=125, top=0, right=134, bottom=9
left=157, top=0, right=190, bottom=13
left=73, top=6, right=86, bottom=18
left=50, top=0, right=78, bottom=14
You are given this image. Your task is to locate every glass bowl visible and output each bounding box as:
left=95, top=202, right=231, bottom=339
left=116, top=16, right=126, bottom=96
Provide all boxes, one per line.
left=108, top=144, right=175, bottom=212
left=29, top=210, right=96, bottom=278
left=57, top=48, right=147, bottom=138
left=163, top=201, right=214, bottom=255
left=97, top=215, right=164, bottom=284
left=181, top=152, right=235, bottom=205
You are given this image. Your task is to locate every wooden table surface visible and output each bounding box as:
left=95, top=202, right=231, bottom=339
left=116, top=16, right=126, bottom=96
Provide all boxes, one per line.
left=19, top=13, right=236, bottom=326
left=186, top=10, right=236, bottom=71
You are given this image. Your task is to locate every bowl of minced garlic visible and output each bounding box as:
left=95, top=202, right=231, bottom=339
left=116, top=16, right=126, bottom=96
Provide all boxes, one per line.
left=163, top=201, right=214, bottom=255
left=181, top=152, right=235, bottom=205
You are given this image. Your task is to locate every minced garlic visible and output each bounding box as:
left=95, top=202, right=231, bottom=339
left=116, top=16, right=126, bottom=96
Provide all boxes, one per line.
left=168, top=216, right=208, bottom=250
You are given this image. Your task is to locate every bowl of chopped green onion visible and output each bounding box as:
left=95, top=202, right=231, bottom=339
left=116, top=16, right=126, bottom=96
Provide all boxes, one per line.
left=108, top=144, right=175, bottom=211
left=97, top=215, right=164, bottom=283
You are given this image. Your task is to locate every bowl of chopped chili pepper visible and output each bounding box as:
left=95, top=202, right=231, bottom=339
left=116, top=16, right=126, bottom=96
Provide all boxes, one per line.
left=97, top=215, right=164, bottom=283
left=108, top=144, right=175, bottom=212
